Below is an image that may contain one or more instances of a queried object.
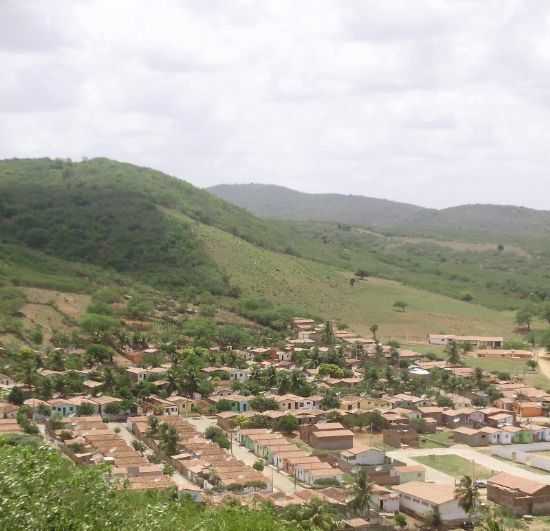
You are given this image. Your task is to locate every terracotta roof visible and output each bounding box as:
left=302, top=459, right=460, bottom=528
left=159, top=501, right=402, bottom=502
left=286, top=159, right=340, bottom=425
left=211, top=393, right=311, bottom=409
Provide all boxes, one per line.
left=488, top=472, right=546, bottom=495
left=312, top=429, right=354, bottom=438
left=392, top=481, right=458, bottom=505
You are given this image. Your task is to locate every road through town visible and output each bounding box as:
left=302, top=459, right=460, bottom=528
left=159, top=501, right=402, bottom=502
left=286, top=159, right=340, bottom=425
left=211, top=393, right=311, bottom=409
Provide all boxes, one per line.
left=186, top=416, right=302, bottom=495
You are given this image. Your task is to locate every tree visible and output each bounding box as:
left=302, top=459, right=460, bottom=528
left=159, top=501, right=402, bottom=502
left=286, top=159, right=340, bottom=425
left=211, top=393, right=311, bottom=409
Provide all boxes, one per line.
left=527, top=359, right=537, bottom=371
left=8, top=386, right=24, bottom=405
left=249, top=396, right=279, bottom=412
left=205, top=426, right=230, bottom=449
left=320, top=389, right=340, bottom=410
left=348, top=468, right=372, bottom=518
left=132, top=440, right=146, bottom=454
left=159, top=424, right=179, bottom=456
left=322, top=321, right=335, bottom=346
left=474, top=367, right=484, bottom=387
left=364, top=411, right=387, bottom=432
left=215, top=399, right=236, bottom=412
left=276, top=415, right=299, bottom=434
left=147, top=416, right=159, bottom=437
left=394, top=513, right=407, bottom=529
left=86, top=344, right=114, bottom=364
left=515, top=307, right=534, bottom=331
left=318, top=363, right=345, bottom=378
left=446, top=340, right=461, bottom=365
left=369, top=324, right=379, bottom=342
left=541, top=303, right=550, bottom=325
left=356, top=269, right=369, bottom=280
left=349, top=277, right=356, bottom=287
left=393, top=301, right=408, bottom=312
left=77, top=403, right=96, bottom=416
left=80, top=313, right=118, bottom=341
left=253, top=459, right=264, bottom=472
left=456, top=475, right=479, bottom=515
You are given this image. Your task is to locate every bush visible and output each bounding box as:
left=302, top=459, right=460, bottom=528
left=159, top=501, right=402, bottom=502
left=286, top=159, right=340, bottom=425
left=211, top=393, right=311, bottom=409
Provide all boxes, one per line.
left=253, top=460, right=264, bottom=472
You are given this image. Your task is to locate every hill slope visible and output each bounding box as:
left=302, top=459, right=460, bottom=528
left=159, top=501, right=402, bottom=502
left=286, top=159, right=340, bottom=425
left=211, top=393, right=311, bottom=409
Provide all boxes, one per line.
left=209, top=183, right=550, bottom=246
left=0, top=159, right=298, bottom=295
left=208, top=183, right=426, bottom=227
left=189, top=213, right=516, bottom=340
left=0, top=157, right=541, bottom=338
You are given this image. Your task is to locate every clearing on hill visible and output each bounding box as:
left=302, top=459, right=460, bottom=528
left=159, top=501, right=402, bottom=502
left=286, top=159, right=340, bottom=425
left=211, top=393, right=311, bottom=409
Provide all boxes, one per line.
left=192, top=219, right=516, bottom=341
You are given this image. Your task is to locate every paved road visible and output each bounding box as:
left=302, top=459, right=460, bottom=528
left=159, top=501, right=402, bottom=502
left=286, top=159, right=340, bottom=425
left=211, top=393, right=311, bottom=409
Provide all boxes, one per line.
left=388, top=444, right=550, bottom=485
left=186, top=416, right=302, bottom=495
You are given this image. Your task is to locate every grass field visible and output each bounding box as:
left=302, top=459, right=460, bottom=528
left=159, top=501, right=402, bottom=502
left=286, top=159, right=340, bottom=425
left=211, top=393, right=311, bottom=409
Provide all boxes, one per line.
left=414, top=454, right=494, bottom=480
left=189, top=217, right=518, bottom=341
left=419, top=431, right=454, bottom=449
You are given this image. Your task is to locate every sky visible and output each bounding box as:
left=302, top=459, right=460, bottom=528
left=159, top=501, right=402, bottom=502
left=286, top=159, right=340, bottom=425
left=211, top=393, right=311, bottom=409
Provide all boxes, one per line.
left=2, top=1, right=550, bottom=209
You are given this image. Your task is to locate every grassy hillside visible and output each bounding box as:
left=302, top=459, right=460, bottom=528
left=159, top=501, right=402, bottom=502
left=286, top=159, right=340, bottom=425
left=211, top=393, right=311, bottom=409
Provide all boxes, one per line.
left=189, top=214, right=517, bottom=341
left=273, top=221, right=550, bottom=311
left=2, top=157, right=548, bottom=330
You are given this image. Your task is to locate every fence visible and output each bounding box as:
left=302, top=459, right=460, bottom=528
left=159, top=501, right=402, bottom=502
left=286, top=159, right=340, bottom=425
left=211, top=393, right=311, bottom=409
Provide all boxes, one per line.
left=493, top=447, right=550, bottom=472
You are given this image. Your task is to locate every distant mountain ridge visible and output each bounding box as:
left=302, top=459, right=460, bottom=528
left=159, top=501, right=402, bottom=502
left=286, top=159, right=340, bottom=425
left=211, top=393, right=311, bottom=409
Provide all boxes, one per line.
left=208, top=183, right=550, bottom=243
left=208, top=183, right=427, bottom=227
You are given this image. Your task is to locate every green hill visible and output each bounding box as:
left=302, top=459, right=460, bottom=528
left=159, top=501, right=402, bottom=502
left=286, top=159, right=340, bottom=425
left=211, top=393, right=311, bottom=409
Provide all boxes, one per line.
left=189, top=215, right=517, bottom=340
left=209, top=183, right=550, bottom=247
left=0, top=157, right=543, bottom=342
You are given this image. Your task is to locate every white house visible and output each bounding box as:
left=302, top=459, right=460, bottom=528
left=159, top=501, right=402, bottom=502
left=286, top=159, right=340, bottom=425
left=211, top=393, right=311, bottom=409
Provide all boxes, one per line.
left=370, top=484, right=400, bottom=513
left=479, top=427, right=500, bottom=445
left=524, top=424, right=550, bottom=442
left=340, top=446, right=385, bottom=468
left=497, top=429, right=514, bottom=445
left=229, top=368, right=250, bottom=383
left=392, top=481, right=468, bottom=524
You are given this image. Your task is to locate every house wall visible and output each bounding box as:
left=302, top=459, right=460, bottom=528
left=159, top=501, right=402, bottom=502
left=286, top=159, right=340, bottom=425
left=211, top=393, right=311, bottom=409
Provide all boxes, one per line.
left=371, top=495, right=399, bottom=513
left=310, top=433, right=353, bottom=450
left=398, top=469, right=426, bottom=483
left=398, top=494, right=467, bottom=522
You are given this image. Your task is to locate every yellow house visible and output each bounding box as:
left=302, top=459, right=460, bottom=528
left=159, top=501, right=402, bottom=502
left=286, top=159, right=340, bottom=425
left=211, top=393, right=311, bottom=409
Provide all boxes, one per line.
left=166, top=395, right=194, bottom=416
left=360, top=397, right=391, bottom=411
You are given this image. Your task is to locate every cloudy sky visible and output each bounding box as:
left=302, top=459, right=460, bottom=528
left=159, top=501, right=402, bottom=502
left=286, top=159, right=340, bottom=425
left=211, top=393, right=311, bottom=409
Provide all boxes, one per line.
left=2, top=1, right=550, bottom=209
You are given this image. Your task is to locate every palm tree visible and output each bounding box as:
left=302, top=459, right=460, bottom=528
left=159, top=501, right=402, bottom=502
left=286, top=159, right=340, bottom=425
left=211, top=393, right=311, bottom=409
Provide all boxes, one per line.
left=369, top=324, right=379, bottom=342
left=348, top=468, right=373, bottom=518
left=455, top=475, right=479, bottom=518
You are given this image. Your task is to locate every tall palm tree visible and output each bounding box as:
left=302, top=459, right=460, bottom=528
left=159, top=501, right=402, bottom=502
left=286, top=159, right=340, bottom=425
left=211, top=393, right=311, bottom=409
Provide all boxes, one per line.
left=369, top=324, right=379, bottom=342
left=455, top=475, right=479, bottom=517
left=349, top=468, right=373, bottom=518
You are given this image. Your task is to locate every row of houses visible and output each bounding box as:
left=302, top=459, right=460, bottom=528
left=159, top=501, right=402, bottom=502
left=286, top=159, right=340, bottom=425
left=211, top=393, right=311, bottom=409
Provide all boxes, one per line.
left=237, top=428, right=344, bottom=486
left=454, top=423, right=550, bottom=446
left=50, top=415, right=175, bottom=491
left=130, top=416, right=267, bottom=495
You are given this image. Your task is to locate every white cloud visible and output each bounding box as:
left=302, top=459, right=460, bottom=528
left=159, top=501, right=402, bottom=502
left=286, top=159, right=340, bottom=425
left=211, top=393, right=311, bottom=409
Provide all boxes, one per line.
left=1, top=0, right=550, bottom=208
